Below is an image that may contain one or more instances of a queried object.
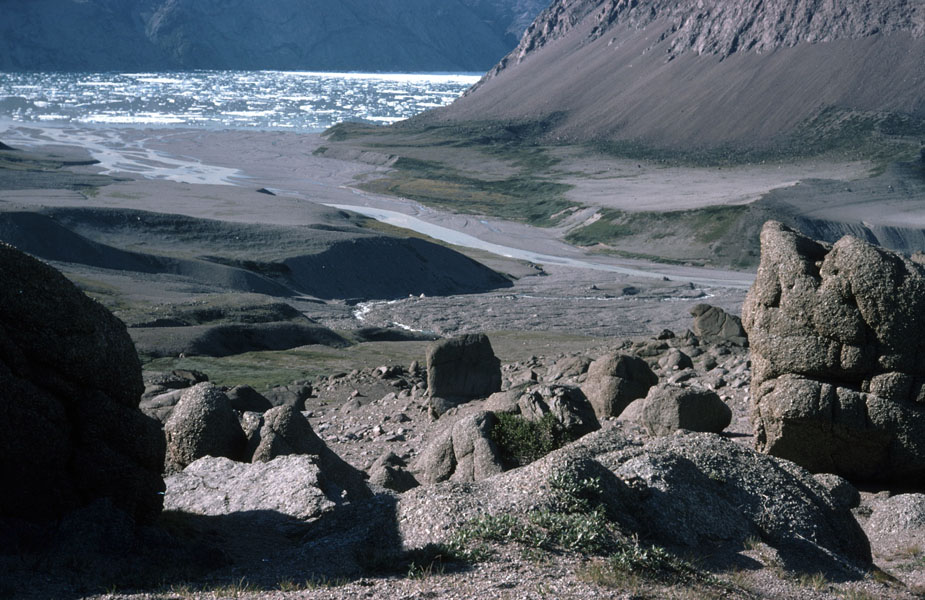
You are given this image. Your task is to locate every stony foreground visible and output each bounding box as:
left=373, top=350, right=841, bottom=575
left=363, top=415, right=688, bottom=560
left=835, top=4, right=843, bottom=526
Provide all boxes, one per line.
left=3, top=224, right=925, bottom=600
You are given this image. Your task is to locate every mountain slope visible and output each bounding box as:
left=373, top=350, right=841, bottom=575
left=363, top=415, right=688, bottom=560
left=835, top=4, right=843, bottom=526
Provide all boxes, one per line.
left=0, top=0, right=548, bottom=72
left=420, top=0, right=925, bottom=150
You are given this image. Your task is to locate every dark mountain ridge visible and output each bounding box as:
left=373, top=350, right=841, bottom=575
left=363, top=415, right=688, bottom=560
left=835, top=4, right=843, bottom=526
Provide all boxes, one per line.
left=0, top=0, right=548, bottom=72
left=420, top=0, right=925, bottom=150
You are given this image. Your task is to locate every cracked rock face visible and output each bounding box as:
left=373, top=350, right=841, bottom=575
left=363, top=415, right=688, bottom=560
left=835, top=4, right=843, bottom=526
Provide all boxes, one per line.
left=743, top=221, right=925, bottom=484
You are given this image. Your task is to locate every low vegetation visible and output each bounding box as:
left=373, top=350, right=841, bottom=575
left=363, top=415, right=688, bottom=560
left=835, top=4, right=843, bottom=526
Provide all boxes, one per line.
left=565, top=205, right=759, bottom=268
left=490, top=412, right=574, bottom=467
left=448, top=474, right=619, bottom=557
left=357, top=156, right=574, bottom=227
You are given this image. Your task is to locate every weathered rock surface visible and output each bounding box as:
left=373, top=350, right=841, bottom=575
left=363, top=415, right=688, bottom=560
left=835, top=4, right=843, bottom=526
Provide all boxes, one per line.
left=412, top=411, right=504, bottom=484
left=247, top=405, right=372, bottom=501
left=690, top=304, right=747, bottom=346
left=426, top=334, right=502, bottom=411
left=516, top=385, right=600, bottom=439
left=164, top=383, right=246, bottom=470
left=251, top=405, right=325, bottom=462
left=640, top=384, right=731, bottom=436
left=0, top=242, right=164, bottom=524
left=581, top=352, right=658, bottom=419
left=814, top=473, right=861, bottom=511
left=225, top=384, right=273, bottom=413
left=263, top=382, right=312, bottom=411
left=139, top=388, right=185, bottom=424
left=743, top=221, right=925, bottom=483
left=399, top=426, right=871, bottom=571
left=368, top=451, right=419, bottom=493
left=861, top=493, right=925, bottom=557
left=165, top=455, right=335, bottom=520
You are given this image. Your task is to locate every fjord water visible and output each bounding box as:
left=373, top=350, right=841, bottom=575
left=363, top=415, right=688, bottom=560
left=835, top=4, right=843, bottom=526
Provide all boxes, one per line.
left=0, top=70, right=481, bottom=131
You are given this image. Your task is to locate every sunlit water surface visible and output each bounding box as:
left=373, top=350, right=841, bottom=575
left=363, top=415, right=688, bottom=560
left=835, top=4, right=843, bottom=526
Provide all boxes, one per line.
left=0, top=70, right=481, bottom=131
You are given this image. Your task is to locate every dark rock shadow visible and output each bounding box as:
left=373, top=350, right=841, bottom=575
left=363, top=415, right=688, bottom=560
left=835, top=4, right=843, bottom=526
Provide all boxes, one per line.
left=0, top=492, right=471, bottom=599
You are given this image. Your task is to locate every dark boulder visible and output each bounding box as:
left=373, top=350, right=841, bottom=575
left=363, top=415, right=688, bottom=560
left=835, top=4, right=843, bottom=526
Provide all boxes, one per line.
left=0, top=243, right=164, bottom=524
left=426, top=334, right=501, bottom=412
left=225, top=384, right=273, bottom=413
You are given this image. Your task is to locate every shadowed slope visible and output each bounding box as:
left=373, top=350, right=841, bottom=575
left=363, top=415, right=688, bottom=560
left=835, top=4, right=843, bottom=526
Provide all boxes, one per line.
left=0, top=206, right=512, bottom=301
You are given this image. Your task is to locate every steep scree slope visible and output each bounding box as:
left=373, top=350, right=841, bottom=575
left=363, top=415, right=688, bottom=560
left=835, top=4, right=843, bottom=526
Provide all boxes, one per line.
left=422, top=0, right=925, bottom=149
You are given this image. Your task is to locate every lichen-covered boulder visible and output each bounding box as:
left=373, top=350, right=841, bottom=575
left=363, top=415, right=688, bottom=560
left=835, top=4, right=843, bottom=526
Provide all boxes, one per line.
left=743, top=221, right=925, bottom=484
left=0, top=243, right=164, bottom=524
left=164, top=382, right=246, bottom=469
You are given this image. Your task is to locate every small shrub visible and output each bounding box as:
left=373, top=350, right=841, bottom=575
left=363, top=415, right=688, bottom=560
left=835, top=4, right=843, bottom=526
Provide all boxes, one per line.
left=450, top=474, right=617, bottom=557
left=797, top=572, right=828, bottom=591
left=742, top=535, right=763, bottom=551
left=491, top=412, right=573, bottom=467
left=577, top=538, right=706, bottom=589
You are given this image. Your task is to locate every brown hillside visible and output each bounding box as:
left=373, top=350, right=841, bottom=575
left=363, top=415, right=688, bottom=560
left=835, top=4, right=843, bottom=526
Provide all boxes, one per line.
left=419, top=0, right=925, bottom=149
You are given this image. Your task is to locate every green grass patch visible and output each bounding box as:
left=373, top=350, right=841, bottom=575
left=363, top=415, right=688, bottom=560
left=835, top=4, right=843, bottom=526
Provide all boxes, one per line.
left=566, top=205, right=749, bottom=247
left=323, top=119, right=576, bottom=226
left=358, top=168, right=573, bottom=226
left=491, top=412, right=574, bottom=467
left=142, top=350, right=331, bottom=389
left=141, top=340, right=430, bottom=389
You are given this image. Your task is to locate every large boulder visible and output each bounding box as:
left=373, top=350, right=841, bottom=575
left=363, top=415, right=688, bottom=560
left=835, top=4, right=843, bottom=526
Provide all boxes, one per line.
left=164, top=383, right=246, bottom=470
left=165, top=455, right=337, bottom=520
left=580, top=352, right=658, bottom=419
left=225, top=384, right=273, bottom=413
left=0, top=243, right=164, bottom=524
left=689, top=304, right=747, bottom=345
left=743, top=221, right=925, bottom=484
left=250, top=404, right=325, bottom=462
left=412, top=411, right=504, bottom=484
left=248, top=405, right=371, bottom=501
left=862, top=493, right=925, bottom=556
left=640, top=384, right=731, bottom=436
left=516, top=385, right=600, bottom=439
left=426, top=334, right=501, bottom=411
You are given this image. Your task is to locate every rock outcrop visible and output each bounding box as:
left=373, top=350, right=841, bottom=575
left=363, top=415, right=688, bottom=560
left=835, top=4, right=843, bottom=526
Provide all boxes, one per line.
left=743, top=221, right=925, bottom=484
left=165, top=455, right=338, bottom=520
left=412, top=411, right=505, bottom=484
left=250, top=405, right=325, bottom=462
left=426, top=334, right=502, bottom=412
left=398, top=427, right=872, bottom=571
left=0, top=243, right=164, bottom=524
left=581, top=352, right=658, bottom=419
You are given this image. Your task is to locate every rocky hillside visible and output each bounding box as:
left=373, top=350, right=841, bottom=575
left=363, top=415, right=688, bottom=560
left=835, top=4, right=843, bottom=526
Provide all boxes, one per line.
left=0, top=0, right=548, bottom=72
left=422, top=0, right=925, bottom=150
